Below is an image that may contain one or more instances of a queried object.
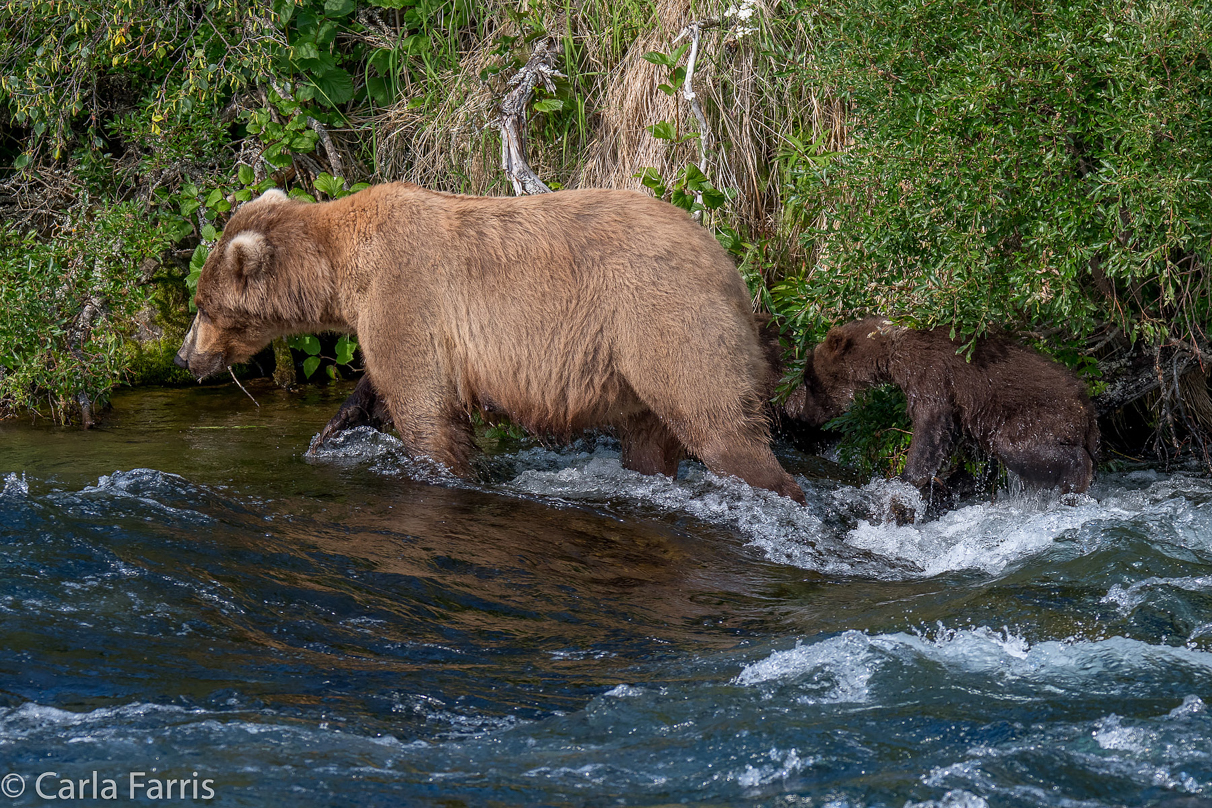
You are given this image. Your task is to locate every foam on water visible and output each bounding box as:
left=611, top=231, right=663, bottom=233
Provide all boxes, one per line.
left=905, top=791, right=991, bottom=808
left=307, top=431, right=1212, bottom=581
left=0, top=702, right=203, bottom=743
left=736, top=626, right=1212, bottom=693
left=1103, top=574, right=1212, bottom=615
left=306, top=426, right=457, bottom=483
left=734, top=631, right=879, bottom=703
left=1, top=471, right=28, bottom=498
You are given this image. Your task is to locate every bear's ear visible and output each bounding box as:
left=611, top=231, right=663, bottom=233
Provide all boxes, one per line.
left=226, top=232, right=272, bottom=282
left=823, top=329, right=849, bottom=355
left=254, top=188, right=289, bottom=205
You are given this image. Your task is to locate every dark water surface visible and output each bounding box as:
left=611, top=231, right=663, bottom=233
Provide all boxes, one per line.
left=2, top=383, right=1211, bottom=807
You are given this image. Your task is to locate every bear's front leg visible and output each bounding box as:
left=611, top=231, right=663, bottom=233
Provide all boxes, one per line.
left=899, top=403, right=959, bottom=492
left=307, top=375, right=394, bottom=454
left=359, top=319, right=478, bottom=477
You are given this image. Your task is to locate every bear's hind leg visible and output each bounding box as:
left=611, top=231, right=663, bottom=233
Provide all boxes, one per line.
left=695, top=436, right=807, bottom=504
left=996, top=440, right=1094, bottom=494
left=619, top=410, right=685, bottom=478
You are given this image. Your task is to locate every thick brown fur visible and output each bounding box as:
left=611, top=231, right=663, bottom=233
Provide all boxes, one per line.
left=176, top=184, right=804, bottom=503
left=792, top=317, right=1100, bottom=494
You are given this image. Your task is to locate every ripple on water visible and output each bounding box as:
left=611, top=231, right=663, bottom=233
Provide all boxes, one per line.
left=5, top=403, right=1212, bottom=806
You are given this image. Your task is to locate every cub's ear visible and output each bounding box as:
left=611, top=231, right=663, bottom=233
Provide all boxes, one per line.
left=226, top=232, right=271, bottom=282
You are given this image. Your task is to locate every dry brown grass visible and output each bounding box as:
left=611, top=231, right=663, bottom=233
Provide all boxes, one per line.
left=342, top=0, right=845, bottom=287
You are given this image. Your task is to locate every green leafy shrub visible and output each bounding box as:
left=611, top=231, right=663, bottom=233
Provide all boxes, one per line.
left=0, top=204, right=171, bottom=419
left=824, top=385, right=913, bottom=478
left=778, top=0, right=1212, bottom=349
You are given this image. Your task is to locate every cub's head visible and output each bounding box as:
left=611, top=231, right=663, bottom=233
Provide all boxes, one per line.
left=788, top=317, right=897, bottom=424
left=175, top=190, right=328, bottom=379
left=781, top=351, right=845, bottom=426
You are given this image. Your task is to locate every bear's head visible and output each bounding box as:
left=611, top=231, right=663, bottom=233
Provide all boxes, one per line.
left=175, top=190, right=335, bottom=379
left=788, top=318, right=897, bottom=424
left=782, top=351, right=846, bottom=425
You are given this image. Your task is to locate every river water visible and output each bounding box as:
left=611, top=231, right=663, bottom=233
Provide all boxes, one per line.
left=1, top=383, right=1210, bottom=807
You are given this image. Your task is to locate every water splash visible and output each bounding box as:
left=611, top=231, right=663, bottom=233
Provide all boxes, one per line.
left=1, top=471, right=27, bottom=498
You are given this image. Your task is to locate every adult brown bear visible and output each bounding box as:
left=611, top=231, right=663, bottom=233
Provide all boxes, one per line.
left=174, top=184, right=805, bottom=503
left=786, top=317, right=1099, bottom=495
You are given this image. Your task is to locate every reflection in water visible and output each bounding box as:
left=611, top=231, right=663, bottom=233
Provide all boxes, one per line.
left=2, top=382, right=1212, bottom=807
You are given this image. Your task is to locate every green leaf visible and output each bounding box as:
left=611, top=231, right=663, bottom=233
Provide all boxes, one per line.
left=682, top=164, right=709, bottom=190
left=315, top=21, right=338, bottom=47
left=670, top=188, right=696, bottom=212
left=204, top=188, right=224, bottom=208
left=292, top=41, right=321, bottom=63
left=189, top=245, right=208, bottom=273
left=636, top=167, right=667, bottom=197
left=200, top=224, right=218, bottom=241
left=237, top=165, right=255, bottom=185
left=289, top=131, right=318, bottom=152
left=303, top=356, right=321, bottom=379
left=290, top=335, right=321, bottom=355
left=646, top=121, right=677, bottom=141
left=701, top=187, right=727, bottom=209
left=310, top=68, right=355, bottom=107
left=642, top=51, right=672, bottom=68
left=533, top=98, right=564, bottom=113
left=314, top=172, right=345, bottom=198
left=323, top=0, right=355, bottom=17
left=326, top=364, right=339, bottom=380
left=13, top=153, right=30, bottom=169
left=273, top=0, right=295, bottom=24
left=366, top=75, right=393, bottom=106
left=334, top=335, right=357, bottom=365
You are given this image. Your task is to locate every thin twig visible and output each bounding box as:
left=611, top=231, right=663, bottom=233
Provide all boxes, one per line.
left=674, top=19, right=724, bottom=220
left=229, top=366, right=260, bottom=407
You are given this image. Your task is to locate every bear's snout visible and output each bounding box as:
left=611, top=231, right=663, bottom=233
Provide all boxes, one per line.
left=175, top=316, right=227, bottom=380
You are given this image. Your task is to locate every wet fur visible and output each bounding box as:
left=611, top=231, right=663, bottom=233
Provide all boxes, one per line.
left=177, top=183, right=804, bottom=503
left=793, top=317, right=1099, bottom=494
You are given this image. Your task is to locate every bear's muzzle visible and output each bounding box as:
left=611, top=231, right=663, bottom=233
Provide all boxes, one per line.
left=175, top=316, right=226, bottom=380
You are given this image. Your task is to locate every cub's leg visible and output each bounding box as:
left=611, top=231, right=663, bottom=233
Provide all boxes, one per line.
left=619, top=410, right=685, bottom=478
left=995, top=438, right=1094, bottom=494
left=899, top=404, right=959, bottom=490
left=308, top=375, right=394, bottom=454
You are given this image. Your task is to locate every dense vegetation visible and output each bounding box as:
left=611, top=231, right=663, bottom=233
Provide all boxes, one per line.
left=2, top=0, right=1209, bottom=469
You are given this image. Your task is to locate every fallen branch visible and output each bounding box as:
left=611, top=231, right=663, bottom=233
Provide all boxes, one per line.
left=1092, top=343, right=1196, bottom=417
left=496, top=38, right=562, bottom=195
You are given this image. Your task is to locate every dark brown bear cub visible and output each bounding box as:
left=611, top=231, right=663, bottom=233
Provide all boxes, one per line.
left=787, top=317, right=1099, bottom=495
